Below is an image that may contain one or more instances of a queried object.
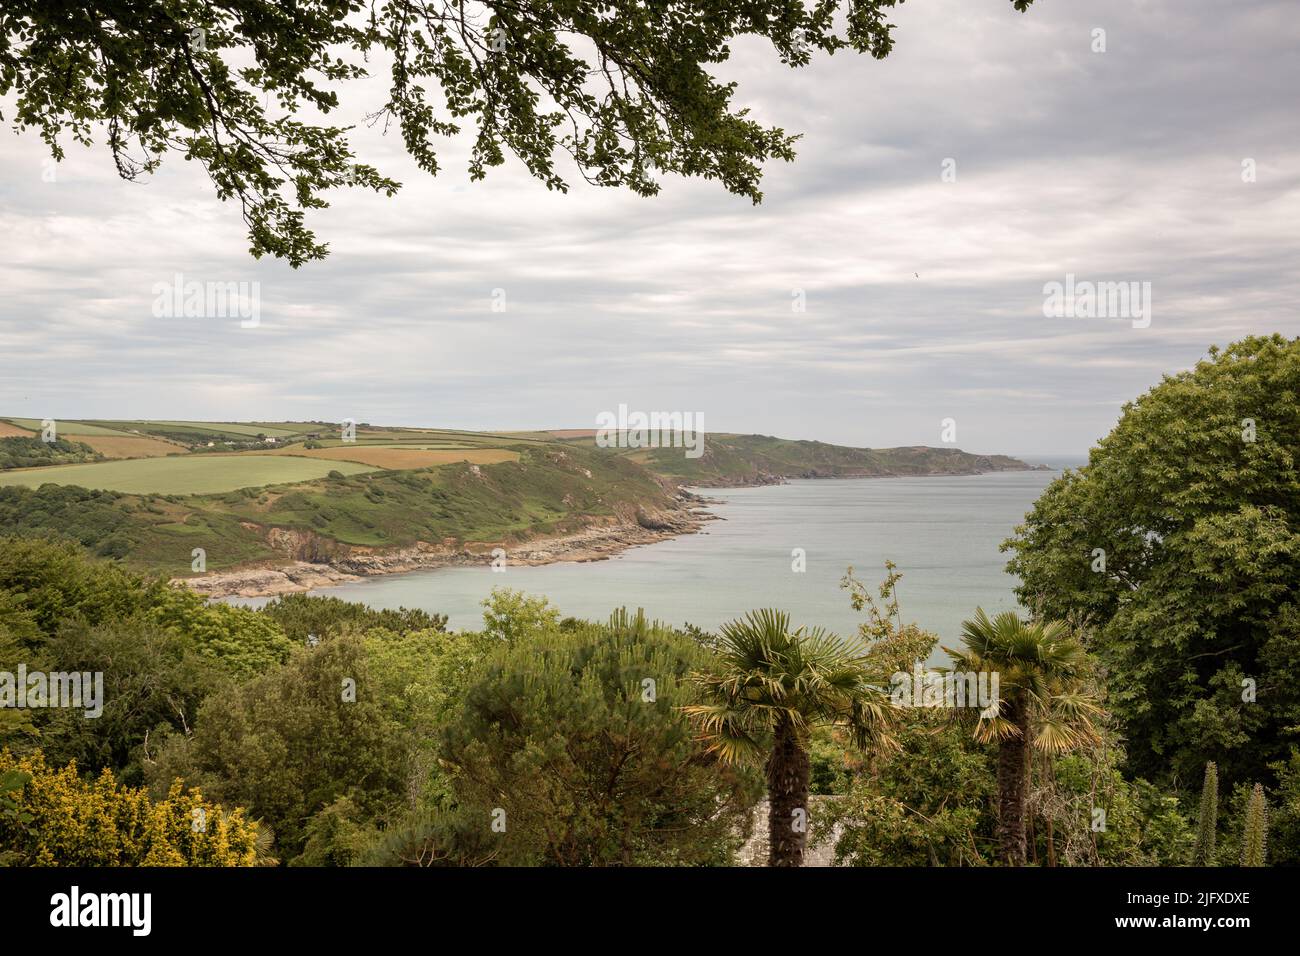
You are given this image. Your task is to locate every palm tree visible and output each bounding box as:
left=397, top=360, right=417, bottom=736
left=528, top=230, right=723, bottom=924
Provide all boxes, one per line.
left=683, top=609, right=895, bottom=866
left=946, top=609, right=1103, bottom=866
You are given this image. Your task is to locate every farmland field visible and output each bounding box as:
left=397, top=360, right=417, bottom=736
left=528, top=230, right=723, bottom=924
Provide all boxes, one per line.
left=310, top=439, right=482, bottom=449
left=80, top=435, right=185, bottom=459
left=126, top=420, right=311, bottom=438
left=262, top=446, right=520, bottom=469
left=3, top=418, right=136, bottom=437
left=0, top=421, right=33, bottom=437
left=0, top=454, right=373, bottom=494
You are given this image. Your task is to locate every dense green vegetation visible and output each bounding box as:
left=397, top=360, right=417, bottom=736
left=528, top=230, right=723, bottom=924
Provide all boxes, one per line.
left=2, top=337, right=1297, bottom=867
left=0, top=483, right=279, bottom=569
left=628, top=434, right=1033, bottom=485
left=0, top=442, right=674, bottom=575
left=216, top=445, right=669, bottom=548
left=0, top=437, right=101, bottom=471
left=1006, top=335, right=1300, bottom=789
left=2, top=529, right=1292, bottom=868
left=437, top=610, right=760, bottom=865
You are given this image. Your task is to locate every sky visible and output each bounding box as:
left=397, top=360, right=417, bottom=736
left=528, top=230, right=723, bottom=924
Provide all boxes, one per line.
left=1, top=0, right=1297, bottom=459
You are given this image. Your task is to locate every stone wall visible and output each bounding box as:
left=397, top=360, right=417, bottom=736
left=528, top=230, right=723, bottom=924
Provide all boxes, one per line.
left=738, top=797, right=844, bottom=867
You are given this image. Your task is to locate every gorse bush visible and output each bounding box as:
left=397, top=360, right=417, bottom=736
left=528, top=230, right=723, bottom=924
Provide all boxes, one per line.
left=0, top=749, right=257, bottom=866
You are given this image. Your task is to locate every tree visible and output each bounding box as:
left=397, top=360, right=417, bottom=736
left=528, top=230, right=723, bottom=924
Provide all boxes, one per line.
left=479, top=587, right=558, bottom=644
left=295, top=796, right=377, bottom=867
left=146, top=634, right=410, bottom=861
left=355, top=806, right=505, bottom=867
left=0, top=0, right=1035, bottom=265
left=946, top=609, right=1102, bottom=866
left=0, top=620, right=38, bottom=746
left=1041, top=748, right=1194, bottom=867
left=0, top=536, right=159, bottom=639
left=29, top=619, right=225, bottom=784
left=440, top=609, right=759, bottom=866
left=0, top=436, right=101, bottom=471
left=0, top=537, right=301, bottom=781
left=362, top=624, right=496, bottom=807
left=842, top=561, right=942, bottom=683
left=829, top=713, right=995, bottom=867
left=684, top=608, right=895, bottom=866
left=1195, top=761, right=1218, bottom=865
left=1240, top=783, right=1268, bottom=867
left=148, top=587, right=295, bottom=678
left=258, top=592, right=446, bottom=645
left=1005, top=336, right=1300, bottom=788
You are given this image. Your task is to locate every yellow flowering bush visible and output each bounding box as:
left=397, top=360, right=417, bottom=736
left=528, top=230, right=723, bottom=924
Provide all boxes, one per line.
left=0, top=749, right=257, bottom=866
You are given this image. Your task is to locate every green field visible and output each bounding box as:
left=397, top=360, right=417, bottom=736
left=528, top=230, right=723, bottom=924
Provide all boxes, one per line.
left=4, top=418, right=136, bottom=437
left=120, top=420, right=311, bottom=438
left=0, top=454, right=373, bottom=494
left=81, top=420, right=318, bottom=440
left=311, top=440, right=481, bottom=449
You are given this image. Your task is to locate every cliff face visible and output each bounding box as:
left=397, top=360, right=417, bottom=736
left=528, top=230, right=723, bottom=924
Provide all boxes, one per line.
left=179, top=500, right=717, bottom=599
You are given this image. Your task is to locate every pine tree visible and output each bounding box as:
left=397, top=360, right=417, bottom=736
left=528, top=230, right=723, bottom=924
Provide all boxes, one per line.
left=1241, top=783, right=1268, bottom=867
left=1194, top=761, right=1218, bottom=865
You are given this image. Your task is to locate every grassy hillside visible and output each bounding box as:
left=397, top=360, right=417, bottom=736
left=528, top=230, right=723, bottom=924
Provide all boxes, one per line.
left=596, top=433, right=1032, bottom=485
left=0, top=441, right=677, bottom=576
left=0, top=454, right=375, bottom=494
left=0, top=417, right=1032, bottom=576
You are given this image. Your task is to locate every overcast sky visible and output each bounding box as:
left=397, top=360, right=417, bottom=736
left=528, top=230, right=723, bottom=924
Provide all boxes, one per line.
left=1, top=0, right=1297, bottom=458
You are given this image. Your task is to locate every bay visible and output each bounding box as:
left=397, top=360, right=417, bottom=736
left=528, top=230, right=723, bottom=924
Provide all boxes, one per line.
left=267, top=468, right=1064, bottom=655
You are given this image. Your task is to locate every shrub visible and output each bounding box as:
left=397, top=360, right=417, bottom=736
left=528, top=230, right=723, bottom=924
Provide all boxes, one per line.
left=0, top=749, right=257, bottom=866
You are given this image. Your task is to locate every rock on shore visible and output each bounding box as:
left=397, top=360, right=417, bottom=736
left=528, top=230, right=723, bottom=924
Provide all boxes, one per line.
left=178, top=504, right=713, bottom=600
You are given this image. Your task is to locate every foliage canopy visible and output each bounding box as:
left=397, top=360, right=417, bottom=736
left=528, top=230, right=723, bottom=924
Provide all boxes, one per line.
left=2, top=0, right=1033, bottom=264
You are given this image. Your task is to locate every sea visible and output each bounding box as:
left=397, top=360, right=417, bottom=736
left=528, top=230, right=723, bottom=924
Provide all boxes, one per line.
left=232, top=458, right=1083, bottom=655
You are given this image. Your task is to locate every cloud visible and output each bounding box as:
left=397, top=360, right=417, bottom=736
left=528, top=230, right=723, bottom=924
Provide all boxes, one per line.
left=0, top=0, right=1297, bottom=456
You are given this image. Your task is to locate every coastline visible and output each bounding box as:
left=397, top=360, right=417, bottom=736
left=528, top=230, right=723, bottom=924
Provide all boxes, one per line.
left=179, top=466, right=1043, bottom=600
left=682, top=462, right=1048, bottom=488
left=180, top=500, right=720, bottom=600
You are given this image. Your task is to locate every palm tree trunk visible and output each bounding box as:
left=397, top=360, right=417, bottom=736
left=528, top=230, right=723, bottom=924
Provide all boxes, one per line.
left=996, top=696, right=1031, bottom=866
left=767, top=718, right=811, bottom=867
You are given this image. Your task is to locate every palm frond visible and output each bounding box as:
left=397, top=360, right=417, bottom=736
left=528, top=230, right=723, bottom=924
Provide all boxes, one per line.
left=972, top=714, right=1022, bottom=744
left=684, top=608, right=898, bottom=760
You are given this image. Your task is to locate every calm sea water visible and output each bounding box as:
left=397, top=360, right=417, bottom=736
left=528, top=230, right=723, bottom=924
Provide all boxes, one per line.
left=257, top=468, right=1065, bottom=653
